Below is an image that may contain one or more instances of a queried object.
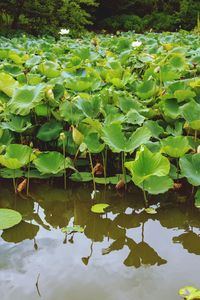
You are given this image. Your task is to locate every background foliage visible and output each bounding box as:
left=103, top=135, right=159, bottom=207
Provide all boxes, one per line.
left=0, top=0, right=200, bottom=34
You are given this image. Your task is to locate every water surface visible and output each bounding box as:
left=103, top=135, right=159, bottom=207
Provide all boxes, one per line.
left=0, top=181, right=200, bottom=300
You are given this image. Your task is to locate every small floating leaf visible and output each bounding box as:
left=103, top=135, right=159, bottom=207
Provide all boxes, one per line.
left=61, top=225, right=84, bottom=233
left=144, top=207, right=157, bottom=214
left=179, top=286, right=200, bottom=299
left=91, top=203, right=110, bottom=214
left=0, top=209, right=22, bottom=230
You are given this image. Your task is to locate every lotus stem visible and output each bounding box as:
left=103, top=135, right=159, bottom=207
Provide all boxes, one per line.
left=176, top=158, right=179, bottom=180
left=26, top=153, right=31, bottom=195
left=88, top=151, right=96, bottom=192
left=102, top=152, right=107, bottom=186
left=63, top=142, right=67, bottom=190
left=195, top=130, right=197, bottom=142
left=13, top=170, right=17, bottom=194
left=142, top=184, right=148, bottom=207
left=121, top=151, right=127, bottom=190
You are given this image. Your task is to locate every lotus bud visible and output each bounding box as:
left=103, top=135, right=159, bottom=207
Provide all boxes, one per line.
left=71, top=126, right=84, bottom=146
left=154, top=66, right=160, bottom=73
left=197, top=145, right=200, bottom=153
left=30, top=142, right=33, bottom=148
left=60, top=132, right=66, bottom=141
left=33, top=148, right=41, bottom=156
left=45, top=88, right=54, bottom=100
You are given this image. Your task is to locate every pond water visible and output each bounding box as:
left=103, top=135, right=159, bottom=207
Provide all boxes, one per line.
left=0, top=180, right=200, bottom=300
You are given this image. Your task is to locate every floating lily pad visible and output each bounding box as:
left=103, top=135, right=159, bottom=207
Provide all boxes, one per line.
left=91, top=204, right=110, bottom=214
left=0, top=209, right=22, bottom=230
left=144, top=207, right=157, bottom=214
left=61, top=225, right=84, bottom=233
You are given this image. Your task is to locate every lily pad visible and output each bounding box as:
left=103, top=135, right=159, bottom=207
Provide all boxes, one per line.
left=91, top=204, right=110, bottom=214
left=0, top=209, right=22, bottom=230
left=61, top=225, right=84, bottom=233
left=144, top=207, right=157, bottom=214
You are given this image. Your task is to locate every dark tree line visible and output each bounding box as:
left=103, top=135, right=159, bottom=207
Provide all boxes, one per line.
left=0, top=0, right=199, bottom=34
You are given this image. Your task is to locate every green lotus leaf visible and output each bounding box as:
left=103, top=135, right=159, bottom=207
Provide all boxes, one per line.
left=0, top=129, right=13, bottom=146
left=0, top=168, right=24, bottom=178
left=166, top=120, right=183, bottom=136
left=84, top=132, right=105, bottom=153
left=181, top=101, right=200, bottom=130
left=59, top=101, right=84, bottom=124
left=94, top=174, right=131, bottom=185
left=0, top=209, right=22, bottom=230
left=75, top=95, right=101, bottom=119
left=179, top=286, right=200, bottom=300
left=102, top=122, right=127, bottom=153
left=35, top=104, right=49, bottom=116
left=179, top=153, right=200, bottom=186
left=144, top=207, right=157, bottom=214
left=0, top=115, right=32, bottom=133
left=37, top=120, right=63, bottom=142
left=8, top=84, right=45, bottom=116
left=161, top=136, right=191, bottom=158
left=0, top=144, right=34, bottom=169
left=0, top=72, right=19, bottom=97
left=91, top=204, right=110, bottom=214
left=65, top=76, right=101, bottom=92
left=69, top=172, right=92, bottom=182
left=25, top=55, right=41, bottom=67
left=61, top=225, right=84, bottom=233
left=33, top=151, right=73, bottom=174
left=125, top=145, right=170, bottom=186
left=136, top=80, right=158, bottom=99
left=102, top=123, right=151, bottom=153
left=38, top=61, right=60, bottom=78
left=125, top=109, right=145, bottom=125
left=160, top=64, right=180, bottom=82
left=27, top=73, right=44, bottom=85
left=169, top=54, right=186, bottom=69
left=144, top=120, right=164, bottom=138
left=174, top=89, right=196, bottom=102
left=161, top=98, right=180, bottom=119
left=141, top=175, right=174, bottom=195
left=195, top=188, right=200, bottom=208
left=126, top=126, right=152, bottom=153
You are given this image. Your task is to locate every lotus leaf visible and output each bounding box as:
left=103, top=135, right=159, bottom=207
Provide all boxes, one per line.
left=161, top=136, right=191, bottom=158
left=0, top=209, right=22, bottom=230
left=8, top=84, right=45, bottom=116
left=0, top=72, right=19, bottom=97
left=0, top=115, right=32, bottom=133
left=136, top=80, right=158, bottom=99
left=181, top=101, right=200, bottom=130
left=0, top=144, right=34, bottom=169
left=125, top=145, right=170, bottom=186
left=33, top=151, right=73, bottom=175
left=37, top=120, right=63, bottom=142
left=91, top=204, right=110, bottom=214
left=179, top=153, right=200, bottom=186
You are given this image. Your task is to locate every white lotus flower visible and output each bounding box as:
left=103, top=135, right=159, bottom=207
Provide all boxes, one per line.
left=131, top=40, right=142, bottom=48
left=197, top=145, right=200, bottom=153
left=59, top=29, right=70, bottom=35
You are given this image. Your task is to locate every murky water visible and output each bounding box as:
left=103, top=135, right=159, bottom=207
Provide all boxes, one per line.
left=0, top=180, right=200, bottom=300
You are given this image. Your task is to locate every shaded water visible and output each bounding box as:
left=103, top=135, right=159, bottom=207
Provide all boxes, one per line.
left=0, top=181, right=200, bottom=300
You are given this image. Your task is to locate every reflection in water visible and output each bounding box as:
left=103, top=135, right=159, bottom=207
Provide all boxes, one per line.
left=0, top=181, right=200, bottom=300
left=0, top=181, right=200, bottom=267
left=173, top=231, right=200, bottom=255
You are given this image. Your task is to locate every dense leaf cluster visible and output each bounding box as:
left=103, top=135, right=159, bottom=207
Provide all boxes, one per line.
left=0, top=32, right=200, bottom=204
